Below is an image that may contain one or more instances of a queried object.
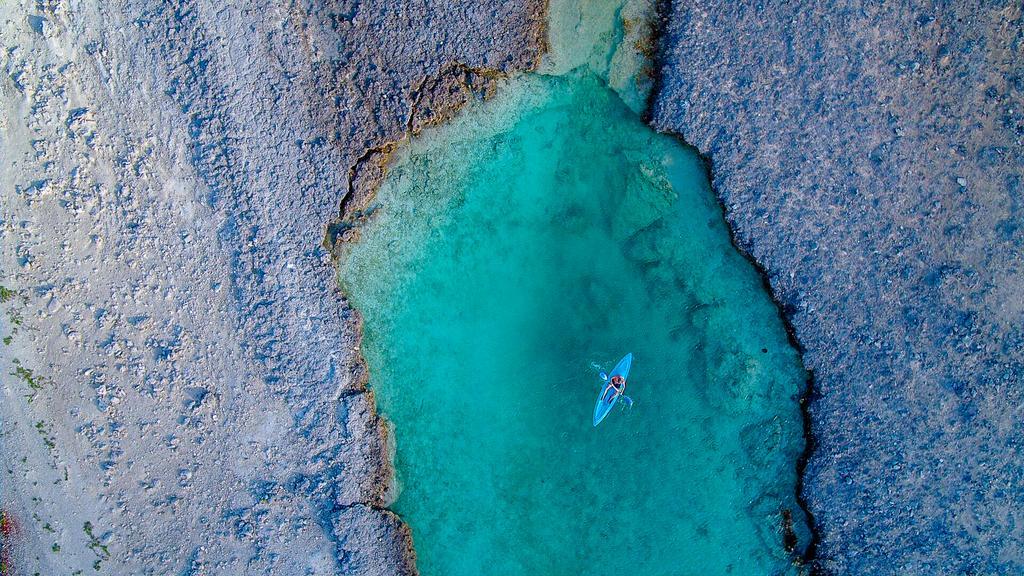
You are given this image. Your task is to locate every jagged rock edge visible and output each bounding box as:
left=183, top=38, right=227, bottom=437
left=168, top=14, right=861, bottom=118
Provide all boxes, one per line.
left=695, top=152, right=823, bottom=574
left=320, top=8, right=550, bottom=572
left=643, top=0, right=822, bottom=572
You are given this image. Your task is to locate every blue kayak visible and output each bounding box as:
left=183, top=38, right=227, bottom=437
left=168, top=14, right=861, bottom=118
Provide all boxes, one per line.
left=593, top=353, right=632, bottom=426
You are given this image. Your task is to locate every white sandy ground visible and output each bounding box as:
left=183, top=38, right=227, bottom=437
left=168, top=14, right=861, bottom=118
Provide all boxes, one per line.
left=0, top=0, right=543, bottom=573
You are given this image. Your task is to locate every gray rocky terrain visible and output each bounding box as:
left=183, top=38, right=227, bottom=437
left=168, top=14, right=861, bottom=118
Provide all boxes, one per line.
left=652, top=1, right=1023, bottom=574
left=4, top=0, right=1021, bottom=573
left=0, top=0, right=542, bottom=574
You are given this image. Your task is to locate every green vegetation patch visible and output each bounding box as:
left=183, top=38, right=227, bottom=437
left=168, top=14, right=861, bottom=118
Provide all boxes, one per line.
left=0, top=286, right=16, bottom=304
left=83, top=521, right=110, bottom=563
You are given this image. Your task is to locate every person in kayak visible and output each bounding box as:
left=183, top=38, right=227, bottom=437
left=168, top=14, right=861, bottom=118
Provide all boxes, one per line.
left=606, top=375, right=633, bottom=408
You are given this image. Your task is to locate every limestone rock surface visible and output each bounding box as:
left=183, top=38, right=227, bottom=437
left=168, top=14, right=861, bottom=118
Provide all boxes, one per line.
left=652, top=2, right=1024, bottom=573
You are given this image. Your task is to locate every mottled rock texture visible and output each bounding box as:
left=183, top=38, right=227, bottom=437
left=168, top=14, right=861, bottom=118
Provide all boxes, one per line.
left=0, top=0, right=542, bottom=573
left=652, top=1, right=1023, bottom=574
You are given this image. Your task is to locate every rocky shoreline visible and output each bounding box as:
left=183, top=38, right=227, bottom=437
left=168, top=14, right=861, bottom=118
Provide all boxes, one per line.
left=652, top=1, right=1023, bottom=573
left=1, top=1, right=544, bottom=573
left=687, top=149, right=823, bottom=568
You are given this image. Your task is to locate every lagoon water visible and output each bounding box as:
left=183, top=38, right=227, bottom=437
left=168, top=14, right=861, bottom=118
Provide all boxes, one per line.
left=337, top=1, right=808, bottom=574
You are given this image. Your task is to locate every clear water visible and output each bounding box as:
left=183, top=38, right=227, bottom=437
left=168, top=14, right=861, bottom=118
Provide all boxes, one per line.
left=337, top=2, right=808, bottom=574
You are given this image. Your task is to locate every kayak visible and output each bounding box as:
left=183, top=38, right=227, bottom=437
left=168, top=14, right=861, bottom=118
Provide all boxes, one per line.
left=593, top=353, right=632, bottom=426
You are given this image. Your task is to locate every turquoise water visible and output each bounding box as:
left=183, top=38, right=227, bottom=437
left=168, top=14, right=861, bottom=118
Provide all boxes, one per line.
left=337, top=2, right=808, bottom=574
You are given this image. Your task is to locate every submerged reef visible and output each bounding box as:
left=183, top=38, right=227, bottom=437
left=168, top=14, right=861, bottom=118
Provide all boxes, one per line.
left=652, top=1, right=1024, bottom=573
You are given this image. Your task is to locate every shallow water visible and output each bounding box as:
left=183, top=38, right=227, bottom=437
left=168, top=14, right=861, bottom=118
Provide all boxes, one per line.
left=337, top=2, right=808, bottom=574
